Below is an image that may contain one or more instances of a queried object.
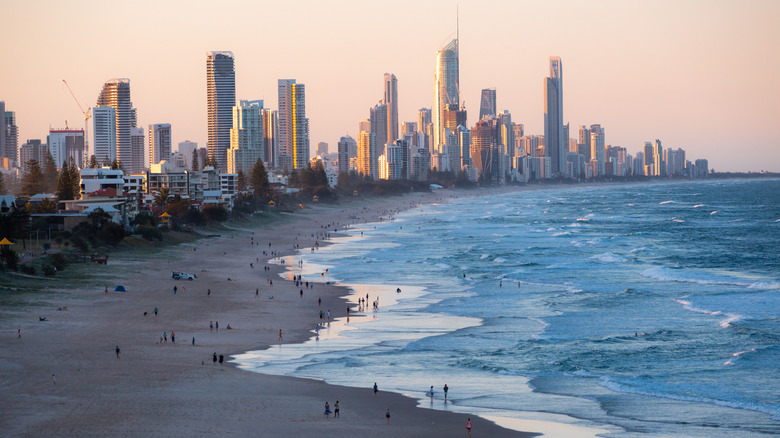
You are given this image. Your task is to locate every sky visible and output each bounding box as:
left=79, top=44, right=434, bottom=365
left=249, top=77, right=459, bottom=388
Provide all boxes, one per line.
left=1, top=0, right=779, bottom=172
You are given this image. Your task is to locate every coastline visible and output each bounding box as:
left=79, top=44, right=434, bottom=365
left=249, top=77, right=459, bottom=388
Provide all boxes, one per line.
left=0, top=188, right=541, bottom=437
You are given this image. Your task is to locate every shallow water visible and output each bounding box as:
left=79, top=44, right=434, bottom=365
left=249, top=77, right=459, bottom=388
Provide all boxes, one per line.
left=235, top=179, right=780, bottom=437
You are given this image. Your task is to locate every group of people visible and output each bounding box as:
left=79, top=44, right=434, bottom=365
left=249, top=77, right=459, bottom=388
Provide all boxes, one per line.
left=323, top=400, right=340, bottom=418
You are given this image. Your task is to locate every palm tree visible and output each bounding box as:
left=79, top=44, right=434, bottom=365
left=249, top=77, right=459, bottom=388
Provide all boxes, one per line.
left=154, top=187, right=171, bottom=207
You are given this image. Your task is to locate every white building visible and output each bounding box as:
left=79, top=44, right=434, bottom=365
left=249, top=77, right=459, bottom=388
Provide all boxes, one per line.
left=92, top=105, right=116, bottom=164
left=228, top=100, right=264, bottom=175
left=149, top=123, right=172, bottom=166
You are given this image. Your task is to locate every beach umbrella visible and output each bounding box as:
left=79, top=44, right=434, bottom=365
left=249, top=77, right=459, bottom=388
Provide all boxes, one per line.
left=114, top=285, right=126, bottom=292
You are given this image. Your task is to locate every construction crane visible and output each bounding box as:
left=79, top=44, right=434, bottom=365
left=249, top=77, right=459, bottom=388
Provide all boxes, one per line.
left=62, top=79, right=92, bottom=161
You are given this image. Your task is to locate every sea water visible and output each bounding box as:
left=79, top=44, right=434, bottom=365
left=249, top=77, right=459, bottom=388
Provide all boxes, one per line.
left=235, top=179, right=780, bottom=437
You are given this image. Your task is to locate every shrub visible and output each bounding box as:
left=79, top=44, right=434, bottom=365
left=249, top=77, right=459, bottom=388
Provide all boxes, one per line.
left=0, top=247, right=19, bottom=270
left=42, top=264, right=56, bottom=276
left=137, top=225, right=163, bottom=241
left=50, top=253, right=69, bottom=271
left=20, top=264, right=36, bottom=275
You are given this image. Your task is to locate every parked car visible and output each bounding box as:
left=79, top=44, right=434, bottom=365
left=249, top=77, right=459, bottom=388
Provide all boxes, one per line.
left=171, top=271, right=195, bottom=280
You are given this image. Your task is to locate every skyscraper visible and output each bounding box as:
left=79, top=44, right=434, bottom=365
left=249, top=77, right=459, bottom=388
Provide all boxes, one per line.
left=278, top=79, right=309, bottom=170
left=130, top=127, right=145, bottom=173
left=178, top=141, right=198, bottom=169
left=47, top=129, right=85, bottom=168
left=384, top=73, right=398, bottom=145
left=96, top=78, right=136, bottom=170
left=337, top=135, right=356, bottom=174
left=228, top=100, right=264, bottom=175
left=4, top=108, right=19, bottom=163
left=92, top=105, right=116, bottom=165
left=149, top=123, right=172, bottom=166
left=0, top=101, right=5, bottom=163
left=434, top=38, right=459, bottom=152
left=261, top=108, right=277, bottom=166
left=370, top=102, right=388, bottom=156
left=357, top=130, right=377, bottom=179
left=470, top=118, right=499, bottom=183
left=206, top=51, right=236, bottom=172
left=479, top=88, right=496, bottom=120
left=544, top=56, right=564, bottom=176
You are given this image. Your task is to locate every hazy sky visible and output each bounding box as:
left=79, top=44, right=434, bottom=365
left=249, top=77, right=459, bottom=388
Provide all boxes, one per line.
left=2, top=0, right=779, bottom=172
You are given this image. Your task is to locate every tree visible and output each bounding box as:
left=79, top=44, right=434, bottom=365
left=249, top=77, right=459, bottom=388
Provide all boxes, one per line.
left=191, top=152, right=200, bottom=171
left=88, top=155, right=98, bottom=169
left=20, top=160, right=46, bottom=196
left=56, top=158, right=80, bottom=201
left=88, top=208, right=112, bottom=230
left=313, top=160, right=328, bottom=187
left=43, top=151, right=59, bottom=193
left=110, top=159, right=123, bottom=171
left=236, top=169, right=247, bottom=192
left=249, top=158, right=270, bottom=198
left=69, top=158, right=81, bottom=199
left=154, top=187, right=170, bottom=207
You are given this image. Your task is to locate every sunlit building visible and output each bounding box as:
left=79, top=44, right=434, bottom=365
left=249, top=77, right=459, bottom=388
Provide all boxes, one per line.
left=434, top=38, right=459, bottom=152
left=96, top=78, right=136, bottom=171
left=384, top=73, right=398, bottom=145
left=479, top=88, right=496, bottom=120
left=92, top=105, right=116, bottom=165
left=278, top=79, right=309, bottom=170
left=227, top=100, right=264, bottom=175
left=544, top=57, right=565, bottom=176
left=206, top=51, right=235, bottom=172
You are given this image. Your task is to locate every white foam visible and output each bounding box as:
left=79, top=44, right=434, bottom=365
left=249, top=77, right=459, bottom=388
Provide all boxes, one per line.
left=710, top=210, right=719, bottom=215
left=659, top=200, right=675, bottom=204
left=642, top=267, right=780, bottom=290
left=590, top=252, right=626, bottom=263
left=693, top=204, right=705, bottom=208
left=480, top=254, right=489, bottom=260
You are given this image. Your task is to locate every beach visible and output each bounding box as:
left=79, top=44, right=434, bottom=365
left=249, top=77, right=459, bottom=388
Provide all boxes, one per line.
left=1, top=190, right=537, bottom=437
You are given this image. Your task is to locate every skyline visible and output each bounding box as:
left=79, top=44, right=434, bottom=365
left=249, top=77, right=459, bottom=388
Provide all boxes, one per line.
left=2, top=0, right=779, bottom=172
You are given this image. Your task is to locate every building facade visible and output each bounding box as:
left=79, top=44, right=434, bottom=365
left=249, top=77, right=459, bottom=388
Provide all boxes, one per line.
left=206, top=51, right=236, bottom=172
left=149, top=123, right=172, bottom=166
left=434, top=38, right=459, bottom=152
left=544, top=57, right=565, bottom=176
left=227, top=100, right=264, bottom=175
left=96, top=78, right=136, bottom=170
left=278, top=79, right=309, bottom=170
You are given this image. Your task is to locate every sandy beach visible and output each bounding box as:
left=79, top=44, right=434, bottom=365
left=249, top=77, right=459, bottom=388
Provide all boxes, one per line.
left=1, top=189, right=539, bottom=437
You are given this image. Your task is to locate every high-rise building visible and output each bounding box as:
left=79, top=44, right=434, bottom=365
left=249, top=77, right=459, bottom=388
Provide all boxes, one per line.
left=261, top=109, right=277, bottom=166
left=4, top=109, right=19, bottom=163
left=590, top=125, right=605, bottom=176
left=278, top=79, right=309, bottom=170
left=337, top=135, right=356, bottom=174
left=357, top=130, right=377, bottom=179
left=470, top=118, right=499, bottom=183
left=434, top=38, right=459, bottom=152
left=384, top=73, right=398, bottom=145
left=206, top=51, right=236, bottom=172
left=47, top=129, right=85, bottom=168
left=130, top=127, right=145, bottom=173
left=359, top=119, right=371, bottom=133
left=579, top=125, right=591, bottom=161
left=96, top=78, right=136, bottom=170
left=479, top=88, right=496, bottom=120
left=149, top=123, right=172, bottom=166
left=317, top=142, right=328, bottom=156
left=92, top=105, right=116, bottom=165
left=19, top=139, right=47, bottom=173
left=178, top=141, right=198, bottom=169
left=0, top=102, right=5, bottom=163
left=544, top=56, right=564, bottom=176
left=227, top=100, right=264, bottom=175
left=370, top=102, right=388, bottom=156
left=401, top=122, right=417, bottom=147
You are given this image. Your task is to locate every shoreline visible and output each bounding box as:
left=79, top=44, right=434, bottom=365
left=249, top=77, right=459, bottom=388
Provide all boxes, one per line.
left=1, top=188, right=541, bottom=437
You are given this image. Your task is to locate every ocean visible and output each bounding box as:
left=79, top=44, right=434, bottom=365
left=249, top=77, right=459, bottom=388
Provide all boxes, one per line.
left=235, top=179, right=780, bottom=437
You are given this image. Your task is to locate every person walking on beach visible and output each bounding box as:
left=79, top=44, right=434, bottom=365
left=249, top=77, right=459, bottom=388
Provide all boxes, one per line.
left=115, top=346, right=120, bottom=358
left=215, top=321, right=219, bottom=331
left=171, top=331, right=175, bottom=343
left=443, top=384, right=448, bottom=401
left=334, top=400, right=340, bottom=418
left=210, top=321, right=213, bottom=331
left=192, top=337, right=195, bottom=346
left=385, top=407, right=391, bottom=424
left=466, top=418, right=472, bottom=436
left=18, top=328, right=21, bottom=339
left=52, top=374, right=56, bottom=385
left=430, top=385, right=435, bottom=399
left=279, top=329, right=283, bottom=342
left=154, top=307, right=158, bottom=316
left=324, top=401, right=331, bottom=418
left=213, top=352, right=217, bottom=365
left=374, top=382, right=378, bottom=396
left=219, top=354, right=224, bottom=364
